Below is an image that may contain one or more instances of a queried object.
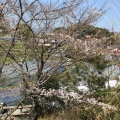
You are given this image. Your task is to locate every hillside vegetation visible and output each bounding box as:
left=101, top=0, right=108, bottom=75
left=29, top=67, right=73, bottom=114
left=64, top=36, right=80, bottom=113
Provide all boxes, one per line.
left=54, top=24, right=113, bottom=39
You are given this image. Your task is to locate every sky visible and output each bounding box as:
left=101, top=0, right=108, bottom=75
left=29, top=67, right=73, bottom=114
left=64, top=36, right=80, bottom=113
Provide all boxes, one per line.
left=27, top=0, right=120, bottom=32
left=93, top=0, right=120, bottom=32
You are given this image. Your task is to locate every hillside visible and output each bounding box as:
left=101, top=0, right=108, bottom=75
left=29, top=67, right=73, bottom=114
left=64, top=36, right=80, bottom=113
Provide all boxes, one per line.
left=54, top=24, right=113, bottom=39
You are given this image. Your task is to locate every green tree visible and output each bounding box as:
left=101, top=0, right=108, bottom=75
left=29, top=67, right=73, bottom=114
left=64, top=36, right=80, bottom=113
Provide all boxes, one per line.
left=18, top=23, right=34, bottom=40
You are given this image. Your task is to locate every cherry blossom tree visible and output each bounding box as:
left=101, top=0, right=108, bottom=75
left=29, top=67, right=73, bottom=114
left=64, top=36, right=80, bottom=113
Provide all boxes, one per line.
left=0, top=0, right=107, bottom=119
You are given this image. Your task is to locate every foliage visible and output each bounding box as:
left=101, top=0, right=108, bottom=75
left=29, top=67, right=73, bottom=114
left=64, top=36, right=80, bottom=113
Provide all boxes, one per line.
left=55, top=24, right=112, bottom=39
left=105, top=34, right=120, bottom=45
left=88, top=55, right=109, bottom=74
left=53, top=27, right=65, bottom=33
left=40, top=74, right=61, bottom=90
left=17, top=23, right=34, bottom=39
left=0, top=25, right=9, bottom=35
left=0, top=0, right=119, bottom=120
left=75, top=24, right=112, bottom=39
left=69, top=57, right=110, bottom=100
left=41, top=103, right=118, bottom=120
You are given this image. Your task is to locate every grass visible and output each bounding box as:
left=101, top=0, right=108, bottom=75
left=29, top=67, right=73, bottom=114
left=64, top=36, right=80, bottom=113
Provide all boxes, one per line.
left=0, top=40, right=34, bottom=64
left=0, top=40, right=62, bottom=64
left=38, top=103, right=118, bottom=120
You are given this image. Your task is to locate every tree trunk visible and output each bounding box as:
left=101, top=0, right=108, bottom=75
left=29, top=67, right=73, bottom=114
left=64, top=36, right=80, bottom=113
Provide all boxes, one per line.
left=30, top=100, right=43, bottom=120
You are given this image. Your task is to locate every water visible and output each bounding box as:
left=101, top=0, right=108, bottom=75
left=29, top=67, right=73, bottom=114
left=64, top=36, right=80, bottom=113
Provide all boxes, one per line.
left=0, top=96, right=21, bottom=104
left=0, top=60, right=37, bottom=103
left=0, top=61, right=120, bottom=103
left=0, top=60, right=65, bottom=103
left=2, top=60, right=37, bottom=78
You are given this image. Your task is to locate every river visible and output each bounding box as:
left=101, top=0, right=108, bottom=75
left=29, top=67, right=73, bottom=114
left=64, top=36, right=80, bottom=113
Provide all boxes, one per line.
left=0, top=60, right=120, bottom=104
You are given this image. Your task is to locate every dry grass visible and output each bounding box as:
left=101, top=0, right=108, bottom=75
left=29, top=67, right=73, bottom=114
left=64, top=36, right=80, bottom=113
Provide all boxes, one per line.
left=38, top=103, right=118, bottom=120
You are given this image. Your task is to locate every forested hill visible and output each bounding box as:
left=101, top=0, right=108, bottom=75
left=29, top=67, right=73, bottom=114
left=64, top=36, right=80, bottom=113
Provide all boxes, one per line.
left=53, top=24, right=113, bottom=39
